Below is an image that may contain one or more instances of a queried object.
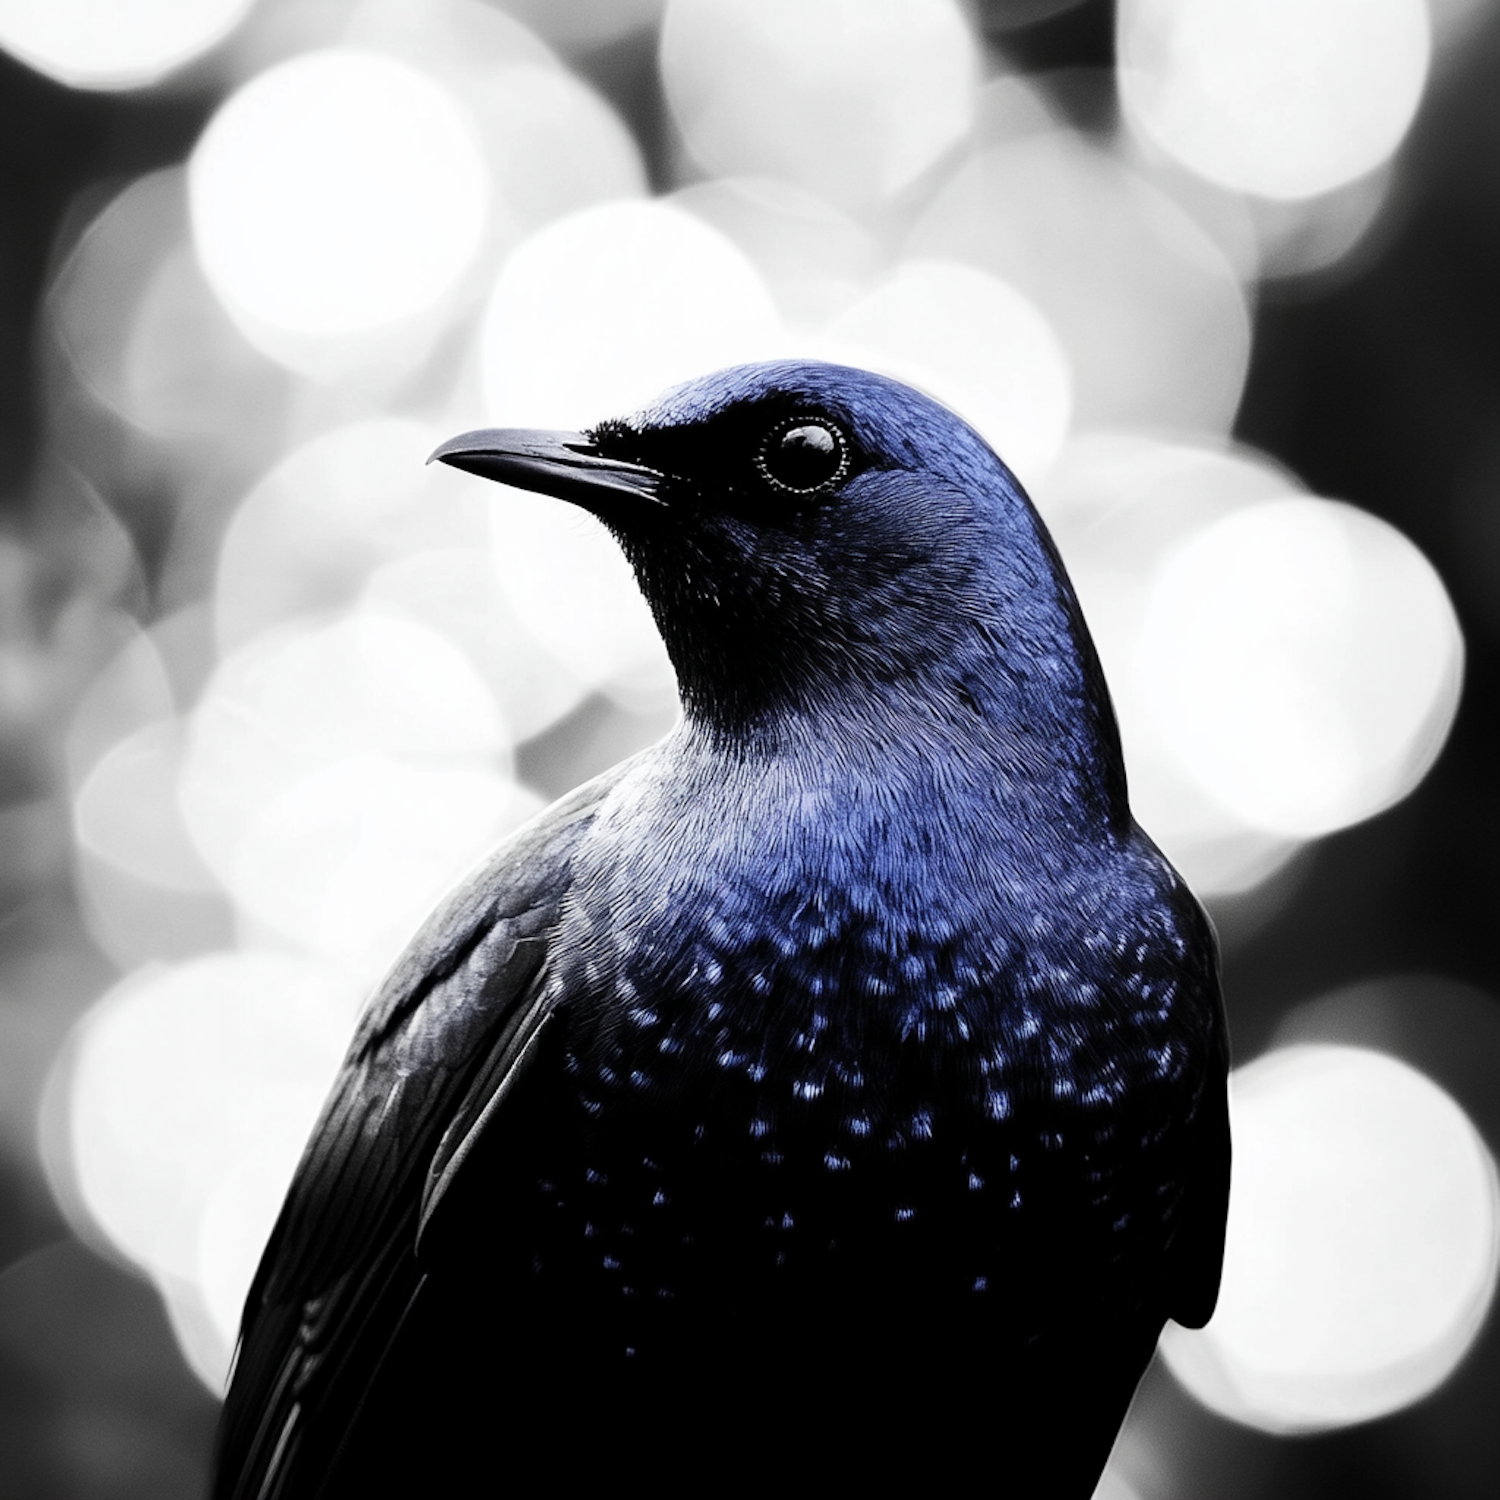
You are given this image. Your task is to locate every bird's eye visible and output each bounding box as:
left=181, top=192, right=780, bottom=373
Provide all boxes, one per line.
left=756, top=416, right=850, bottom=496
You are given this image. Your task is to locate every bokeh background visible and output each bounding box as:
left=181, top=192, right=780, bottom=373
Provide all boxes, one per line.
left=0, top=1, right=1497, bottom=1495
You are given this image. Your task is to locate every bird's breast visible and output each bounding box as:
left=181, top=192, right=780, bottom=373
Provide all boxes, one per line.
left=521, top=858, right=1213, bottom=1357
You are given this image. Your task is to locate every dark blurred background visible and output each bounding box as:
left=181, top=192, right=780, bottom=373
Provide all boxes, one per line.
left=1, top=1, right=1497, bottom=1495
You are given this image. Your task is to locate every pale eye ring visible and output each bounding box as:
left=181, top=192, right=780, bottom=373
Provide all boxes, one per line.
left=755, top=415, right=850, bottom=495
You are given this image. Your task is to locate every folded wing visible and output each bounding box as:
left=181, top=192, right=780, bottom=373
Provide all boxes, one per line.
left=212, top=765, right=629, bottom=1500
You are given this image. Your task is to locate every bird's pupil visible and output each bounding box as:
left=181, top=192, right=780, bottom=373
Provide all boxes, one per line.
left=761, top=421, right=845, bottom=493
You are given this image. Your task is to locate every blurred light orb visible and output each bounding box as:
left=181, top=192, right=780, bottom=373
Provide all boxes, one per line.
left=479, top=199, right=784, bottom=429
left=825, top=259, right=1072, bottom=481
left=908, top=132, right=1250, bottom=434
left=65, top=622, right=175, bottom=792
left=1118, top=0, right=1431, bottom=200
left=73, top=717, right=214, bottom=894
left=54, top=952, right=362, bottom=1291
left=1037, top=435, right=1306, bottom=894
left=672, top=177, right=883, bottom=327
left=230, top=752, right=540, bottom=982
left=472, top=63, right=647, bottom=234
left=362, top=547, right=592, bottom=743
left=72, top=843, right=233, bottom=978
left=660, top=0, right=978, bottom=207
left=1162, top=1045, right=1500, bottom=1432
left=45, top=168, right=290, bottom=444
left=189, top=49, right=489, bottom=347
left=341, top=0, right=559, bottom=76
left=1250, top=167, right=1395, bottom=281
left=1137, top=497, right=1463, bottom=836
left=1091, top=1474, right=1142, bottom=1500
left=213, top=418, right=482, bottom=654
left=216, top=421, right=594, bottom=745
left=196, top=1145, right=301, bottom=1389
left=490, top=493, right=677, bottom=710
left=1274, top=976, right=1500, bottom=1158
left=123, top=239, right=291, bottom=437
left=333, top=1, right=639, bottom=237
left=0, top=0, right=254, bottom=90
left=180, top=610, right=510, bottom=901
left=180, top=608, right=536, bottom=982
left=186, top=607, right=510, bottom=797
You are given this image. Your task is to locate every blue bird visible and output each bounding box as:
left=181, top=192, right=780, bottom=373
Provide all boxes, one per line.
left=214, top=362, right=1228, bottom=1498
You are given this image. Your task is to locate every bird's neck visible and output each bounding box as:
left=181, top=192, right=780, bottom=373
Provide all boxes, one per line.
left=658, top=508, right=1128, bottom=836
left=679, top=639, right=1127, bottom=844
left=676, top=678, right=1124, bottom=857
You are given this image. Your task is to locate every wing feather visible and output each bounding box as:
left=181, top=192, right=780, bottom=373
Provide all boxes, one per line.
left=1166, top=1042, right=1231, bottom=1329
left=213, top=762, right=633, bottom=1500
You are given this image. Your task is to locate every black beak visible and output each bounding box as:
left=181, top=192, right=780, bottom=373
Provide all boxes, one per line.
left=429, top=428, right=664, bottom=513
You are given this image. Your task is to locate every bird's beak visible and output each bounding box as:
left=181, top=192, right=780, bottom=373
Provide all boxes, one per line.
left=429, top=428, right=664, bottom=514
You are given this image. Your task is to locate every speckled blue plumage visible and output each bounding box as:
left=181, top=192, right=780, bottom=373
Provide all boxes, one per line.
left=215, top=362, right=1228, bottom=1498
left=547, top=723, right=1216, bottom=1332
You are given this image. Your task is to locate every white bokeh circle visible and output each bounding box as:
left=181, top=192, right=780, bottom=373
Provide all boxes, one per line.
left=179, top=609, right=520, bottom=978
left=1037, top=435, right=1309, bottom=894
left=908, top=131, right=1251, bottom=434
left=0, top=0, right=255, bottom=90
left=1136, top=497, right=1463, bottom=837
left=1162, top=1045, right=1499, bottom=1431
left=824, top=259, right=1072, bottom=482
left=660, top=0, right=978, bottom=206
left=489, top=492, right=676, bottom=710
left=190, top=49, right=489, bottom=340
left=54, top=951, right=363, bottom=1288
left=1119, top=0, right=1431, bottom=199
left=479, top=199, right=785, bottom=429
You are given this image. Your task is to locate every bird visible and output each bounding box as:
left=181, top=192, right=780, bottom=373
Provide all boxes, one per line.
left=212, top=360, right=1229, bottom=1499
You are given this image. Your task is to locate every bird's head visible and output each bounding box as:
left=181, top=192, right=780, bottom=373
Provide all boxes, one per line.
left=435, top=361, right=1123, bottom=817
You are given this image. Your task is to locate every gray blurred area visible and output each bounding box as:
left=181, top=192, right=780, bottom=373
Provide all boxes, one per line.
left=1, top=2, right=1498, bottom=1496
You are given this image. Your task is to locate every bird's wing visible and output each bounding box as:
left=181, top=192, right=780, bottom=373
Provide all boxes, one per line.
left=1165, top=1034, right=1231, bottom=1329
left=213, top=761, right=632, bottom=1500
left=1163, top=894, right=1232, bottom=1331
